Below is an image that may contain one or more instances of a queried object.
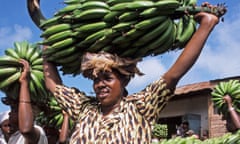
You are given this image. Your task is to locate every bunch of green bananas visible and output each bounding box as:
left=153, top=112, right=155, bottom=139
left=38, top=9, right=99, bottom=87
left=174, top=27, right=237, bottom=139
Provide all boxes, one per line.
left=152, top=124, right=168, bottom=139
left=211, top=79, right=240, bottom=117
left=36, top=96, right=75, bottom=130
left=0, top=41, right=48, bottom=103
left=33, top=0, right=226, bottom=76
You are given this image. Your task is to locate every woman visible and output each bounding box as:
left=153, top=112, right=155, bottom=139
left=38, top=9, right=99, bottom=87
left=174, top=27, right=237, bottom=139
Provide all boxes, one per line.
left=2, top=59, right=48, bottom=144
left=0, top=111, right=10, bottom=144
left=43, top=10, right=220, bottom=143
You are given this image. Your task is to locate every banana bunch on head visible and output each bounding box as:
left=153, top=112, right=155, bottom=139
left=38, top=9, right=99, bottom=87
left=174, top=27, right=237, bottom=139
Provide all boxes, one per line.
left=27, top=0, right=227, bottom=76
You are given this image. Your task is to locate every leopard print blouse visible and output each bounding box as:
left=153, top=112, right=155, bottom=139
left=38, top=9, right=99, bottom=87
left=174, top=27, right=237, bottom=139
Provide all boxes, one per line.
left=53, top=77, right=174, bottom=144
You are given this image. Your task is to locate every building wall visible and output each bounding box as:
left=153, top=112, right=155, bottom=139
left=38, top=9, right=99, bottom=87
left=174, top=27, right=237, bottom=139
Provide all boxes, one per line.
left=159, top=96, right=209, bottom=136
left=159, top=94, right=228, bottom=138
left=208, top=97, right=228, bottom=138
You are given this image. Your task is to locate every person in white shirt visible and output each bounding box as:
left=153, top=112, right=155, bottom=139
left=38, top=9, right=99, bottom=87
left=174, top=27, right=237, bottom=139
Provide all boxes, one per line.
left=0, top=110, right=10, bottom=144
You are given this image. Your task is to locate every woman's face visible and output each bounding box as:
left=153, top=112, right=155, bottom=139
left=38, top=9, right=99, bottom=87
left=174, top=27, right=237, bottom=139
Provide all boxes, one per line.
left=93, top=71, right=124, bottom=107
left=0, top=119, right=10, bottom=135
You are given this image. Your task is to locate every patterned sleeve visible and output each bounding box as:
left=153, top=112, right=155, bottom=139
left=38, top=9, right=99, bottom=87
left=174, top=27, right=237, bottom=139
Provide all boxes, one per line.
left=131, top=77, right=174, bottom=122
left=53, top=85, right=97, bottom=121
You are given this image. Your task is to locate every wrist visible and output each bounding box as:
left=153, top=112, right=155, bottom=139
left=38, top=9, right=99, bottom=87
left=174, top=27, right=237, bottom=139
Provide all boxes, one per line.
left=229, top=107, right=235, bottom=112
left=19, top=100, right=31, bottom=104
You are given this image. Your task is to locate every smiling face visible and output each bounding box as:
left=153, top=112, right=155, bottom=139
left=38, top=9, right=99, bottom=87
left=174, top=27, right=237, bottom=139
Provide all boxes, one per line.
left=93, top=70, right=126, bottom=108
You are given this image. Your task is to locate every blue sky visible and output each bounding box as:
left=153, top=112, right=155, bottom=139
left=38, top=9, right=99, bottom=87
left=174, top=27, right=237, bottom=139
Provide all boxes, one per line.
left=0, top=0, right=239, bottom=112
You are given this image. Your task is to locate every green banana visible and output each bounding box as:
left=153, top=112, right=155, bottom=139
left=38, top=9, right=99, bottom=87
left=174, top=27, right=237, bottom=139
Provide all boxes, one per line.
left=112, top=21, right=137, bottom=31
left=55, top=4, right=82, bottom=16
left=110, top=2, right=132, bottom=11
left=31, top=57, right=43, bottom=66
left=136, top=19, right=174, bottom=56
left=13, top=42, right=24, bottom=58
left=231, top=88, right=240, bottom=97
left=134, top=16, right=167, bottom=30
left=4, top=48, right=20, bottom=59
left=31, top=65, right=43, bottom=71
left=152, top=23, right=176, bottom=56
left=39, top=15, right=62, bottom=29
left=46, top=46, right=77, bottom=60
left=118, top=11, right=139, bottom=22
left=176, top=16, right=196, bottom=48
left=53, top=52, right=80, bottom=64
left=77, top=29, right=112, bottom=49
left=228, top=80, right=240, bottom=94
left=111, top=1, right=154, bottom=11
left=56, top=114, right=64, bottom=128
left=40, top=23, right=72, bottom=38
left=48, top=37, right=76, bottom=52
left=211, top=91, right=224, bottom=98
left=0, top=71, right=21, bottom=89
left=74, top=22, right=108, bottom=33
left=64, top=0, right=81, bottom=5
left=139, top=7, right=158, bottom=18
left=214, top=84, right=225, bottom=96
left=219, top=81, right=228, bottom=94
left=81, top=1, right=109, bottom=10
left=19, top=41, right=29, bottom=59
left=29, top=80, right=38, bottom=100
left=154, top=0, right=180, bottom=9
left=0, top=67, right=19, bottom=77
left=30, top=72, right=44, bottom=92
left=0, top=56, right=20, bottom=66
left=107, top=0, right=132, bottom=6
left=132, top=17, right=171, bottom=47
left=176, top=17, right=184, bottom=42
left=40, top=30, right=73, bottom=45
left=103, top=11, right=122, bottom=22
left=87, top=30, right=121, bottom=52
left=29, top=50, right=41, bottom=63
left=73, top=8, right=109, bottom=20
left=126, top=1, right=154, bottom=10
left=25, top=44, right=39, bottom=60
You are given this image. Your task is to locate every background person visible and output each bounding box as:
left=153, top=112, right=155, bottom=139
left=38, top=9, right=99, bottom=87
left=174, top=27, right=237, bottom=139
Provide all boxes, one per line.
left=1, top=59, right=48, bottom=144
left=0, top=110, right=10, bottom=144
left=223, top=95, right=240, bottom=132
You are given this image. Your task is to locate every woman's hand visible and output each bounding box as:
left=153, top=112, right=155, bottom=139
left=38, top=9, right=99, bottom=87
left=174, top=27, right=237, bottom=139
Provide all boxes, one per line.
left=194, top=3, right=220, bottom=26
left=223, top=95, right=232, bottom=105
left=19, top=59, right=30, bottom=83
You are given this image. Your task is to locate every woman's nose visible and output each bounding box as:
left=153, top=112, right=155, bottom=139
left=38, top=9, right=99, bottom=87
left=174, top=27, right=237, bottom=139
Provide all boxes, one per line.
left=95, top=80, right=105, bottom=88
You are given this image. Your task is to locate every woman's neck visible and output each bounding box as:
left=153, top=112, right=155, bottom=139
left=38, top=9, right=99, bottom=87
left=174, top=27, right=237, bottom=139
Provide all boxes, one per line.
left=100, top=101, right=121, bottom=116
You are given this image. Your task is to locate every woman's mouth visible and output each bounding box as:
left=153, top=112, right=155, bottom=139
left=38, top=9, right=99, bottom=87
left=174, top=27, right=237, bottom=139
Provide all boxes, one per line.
left=97, top=89, right=109, bottom=99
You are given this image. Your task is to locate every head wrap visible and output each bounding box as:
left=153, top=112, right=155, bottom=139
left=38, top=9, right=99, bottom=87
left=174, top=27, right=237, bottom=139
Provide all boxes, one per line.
left=81, top=51, right=144, bottom=80
left=0, top=110, right=9, bottom=124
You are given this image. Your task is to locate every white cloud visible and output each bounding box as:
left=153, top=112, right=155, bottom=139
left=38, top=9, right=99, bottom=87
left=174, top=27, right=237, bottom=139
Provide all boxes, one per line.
left=196, top=12, right=240, bottom=77
left=0, top=25, right=32, bottom=48
left=127, top=57, right=167, bottom=93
